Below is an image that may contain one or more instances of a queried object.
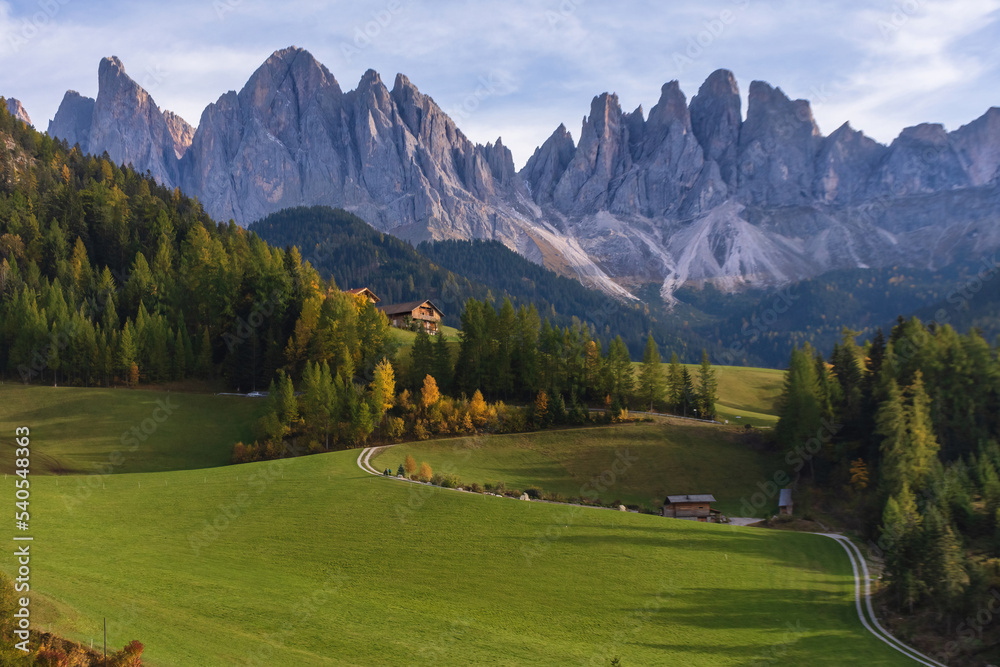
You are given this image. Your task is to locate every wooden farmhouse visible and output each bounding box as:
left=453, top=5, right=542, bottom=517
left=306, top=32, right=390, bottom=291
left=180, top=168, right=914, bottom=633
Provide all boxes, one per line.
left=778, top=488, right=793, bottom=515
left=378, top=300, right=444, bottom=334
left=662, top=494, right=719, bottom=521
left=345, top=287, right=381, bottom=304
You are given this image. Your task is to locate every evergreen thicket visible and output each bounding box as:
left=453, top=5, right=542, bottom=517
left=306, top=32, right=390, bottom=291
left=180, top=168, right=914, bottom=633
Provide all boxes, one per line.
left=776, top=319, right=1000, bottom=656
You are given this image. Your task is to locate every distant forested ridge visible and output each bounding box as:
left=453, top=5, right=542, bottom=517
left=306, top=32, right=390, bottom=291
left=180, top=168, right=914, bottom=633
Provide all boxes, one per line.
left=250, top=206, right=695, bottom=360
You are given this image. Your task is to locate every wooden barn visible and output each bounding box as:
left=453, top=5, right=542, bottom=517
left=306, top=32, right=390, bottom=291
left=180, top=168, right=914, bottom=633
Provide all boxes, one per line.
left=345, top=287, right=380, bottom=304
left=378, top=300, right=444, bottom=334
left=662, top=494, right=718, bottom=521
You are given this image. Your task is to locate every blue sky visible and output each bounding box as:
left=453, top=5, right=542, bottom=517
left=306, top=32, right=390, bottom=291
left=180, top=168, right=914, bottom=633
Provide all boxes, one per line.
left=1, top=0, right=998, bottom=168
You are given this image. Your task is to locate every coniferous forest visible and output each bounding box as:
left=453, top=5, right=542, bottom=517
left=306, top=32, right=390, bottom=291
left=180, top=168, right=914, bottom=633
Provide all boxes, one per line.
left=775, top=319, right=1000, bottom=660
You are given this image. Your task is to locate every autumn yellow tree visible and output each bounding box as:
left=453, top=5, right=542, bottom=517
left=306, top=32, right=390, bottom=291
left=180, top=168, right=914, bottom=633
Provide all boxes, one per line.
left=404, top=455, right=417, bottom=476
left=419, top=462, right=433, bottom=482
left=420, top=375, right=440, bottom=412
left=468, top=389, right=487, bottom=427
left=369, top=358, right=396, bottom=423
left=849, top=458, right=869, bottom=492
left=533, top=391, right=549, bottom=428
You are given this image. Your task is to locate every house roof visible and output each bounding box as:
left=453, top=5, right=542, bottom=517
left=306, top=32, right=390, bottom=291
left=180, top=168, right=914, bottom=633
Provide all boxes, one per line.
left=665, top=494, right=716, bottom=504
left=345, top=287, right=380, bottom=302
left=378, top=300, right=444, bottom=317
left=779, top=488, right=792, bottom=506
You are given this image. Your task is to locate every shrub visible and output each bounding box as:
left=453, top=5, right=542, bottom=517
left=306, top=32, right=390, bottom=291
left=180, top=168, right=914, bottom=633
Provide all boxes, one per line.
left=469, top=482, right=484, bottom=494
left=439, top=474, right=461, bottom=489
left=525, top=487, right=542, bottom=499
left=385, top=417, right=405, bottom=439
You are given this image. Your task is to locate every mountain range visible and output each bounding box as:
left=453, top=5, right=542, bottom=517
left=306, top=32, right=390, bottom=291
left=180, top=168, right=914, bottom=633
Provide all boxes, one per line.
left=29, top=47, right=1000, bottom=304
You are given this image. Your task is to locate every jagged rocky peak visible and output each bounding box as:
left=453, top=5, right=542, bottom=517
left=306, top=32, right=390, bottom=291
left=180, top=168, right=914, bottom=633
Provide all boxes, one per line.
left=872, top=122, right=970, bottom=196
left=689, top=69, right=741, bottom=187
left=950, top=107, right=1000, bottom=186
left=551, top=92, right=631, bottom=214
left=240, top=47, right=343, bottom=146
left=4, top=98, right=32, bottom=126
left=245, top=46, right=342, bottom=101
left=389, top=70, right=469, bottom=159
left=88, top=55, right=183, bottom=186
left=647, top=81, right=690, bottom=131
left=48, top=91, right=96, bottom=149
left=813, top=122, right=887, bottom=205
left=521, top=123, right=576, bottom=204
left=737, top=80, right=821, bottom=206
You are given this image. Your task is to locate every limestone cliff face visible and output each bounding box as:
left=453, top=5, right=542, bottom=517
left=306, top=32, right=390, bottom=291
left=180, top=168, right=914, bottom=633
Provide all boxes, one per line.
left=4, top=98, right=32, bottom=126
left=42, top=52, right=1000, bottom=301
left=47, top=91, right=95, bottom=148
left=163, top=110, right=194, bottom=158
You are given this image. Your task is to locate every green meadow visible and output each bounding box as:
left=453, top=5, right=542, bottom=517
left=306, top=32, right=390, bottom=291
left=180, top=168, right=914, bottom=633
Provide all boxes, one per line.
left=372, top=421, right=782, bottom=515
left=8, top=451, right=912, bottom=666
left=0, top=384, right=263, bottom=475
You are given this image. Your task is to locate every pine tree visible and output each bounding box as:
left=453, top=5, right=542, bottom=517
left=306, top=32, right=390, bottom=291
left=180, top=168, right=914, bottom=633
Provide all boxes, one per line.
left=196, top=328, right=212, bottom=379
left=775, top=346, right=823, bottom=454
left=275, top=370, right=298, bottom=427
left=409, top=327, right=434, bottom=389
left=905, top=371, right=940, bottom=491
left=637, top=334, right=665, bottom=411
left=604, top=335, right=634, bottom=402
left=876, top=379, right=909, bottom=498
left=667, top=352, right=683, bottom=413
left=696, top=350, right=718, bottom=420
left=118, top=320, right=137, bottom=384
left=880, top=482, right=923, bottom=612
left=432, top=332, right=453, bottom=395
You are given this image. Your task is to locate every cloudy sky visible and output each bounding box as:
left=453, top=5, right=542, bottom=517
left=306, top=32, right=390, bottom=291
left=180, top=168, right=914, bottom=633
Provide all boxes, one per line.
left=1, top=0, right=998, bottom=167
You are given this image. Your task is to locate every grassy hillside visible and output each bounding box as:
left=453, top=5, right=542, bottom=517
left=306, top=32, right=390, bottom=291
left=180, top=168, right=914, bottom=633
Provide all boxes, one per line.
left=11, top=450, right=912, bottom=666
left=0, top=385, right=263, bottom=475
left=627, top=363, right=783, bottom=427
left=373, top=421, right=780, bottom=516
left=709, top=365, right=784, bottom=426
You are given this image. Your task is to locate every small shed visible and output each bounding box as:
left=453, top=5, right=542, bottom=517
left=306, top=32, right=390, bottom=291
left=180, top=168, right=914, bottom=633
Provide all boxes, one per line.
left=778, top=488, right=793, bottom=515
left=663, top=494, right=717, bottom=521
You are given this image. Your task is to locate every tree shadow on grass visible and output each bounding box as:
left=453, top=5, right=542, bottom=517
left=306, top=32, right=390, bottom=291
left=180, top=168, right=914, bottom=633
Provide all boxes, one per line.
left=620, top=586, right=888, bottom=665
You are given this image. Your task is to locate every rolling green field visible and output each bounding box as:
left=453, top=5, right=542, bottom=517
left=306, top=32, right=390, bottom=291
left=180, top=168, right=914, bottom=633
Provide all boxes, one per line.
left=0, top=384, right=263, bottom=475
left=708, top=365, right=784, bottom=426
left=372, top=421, right=781, bottom=516
left=8, top=451, right=912, bottom=666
